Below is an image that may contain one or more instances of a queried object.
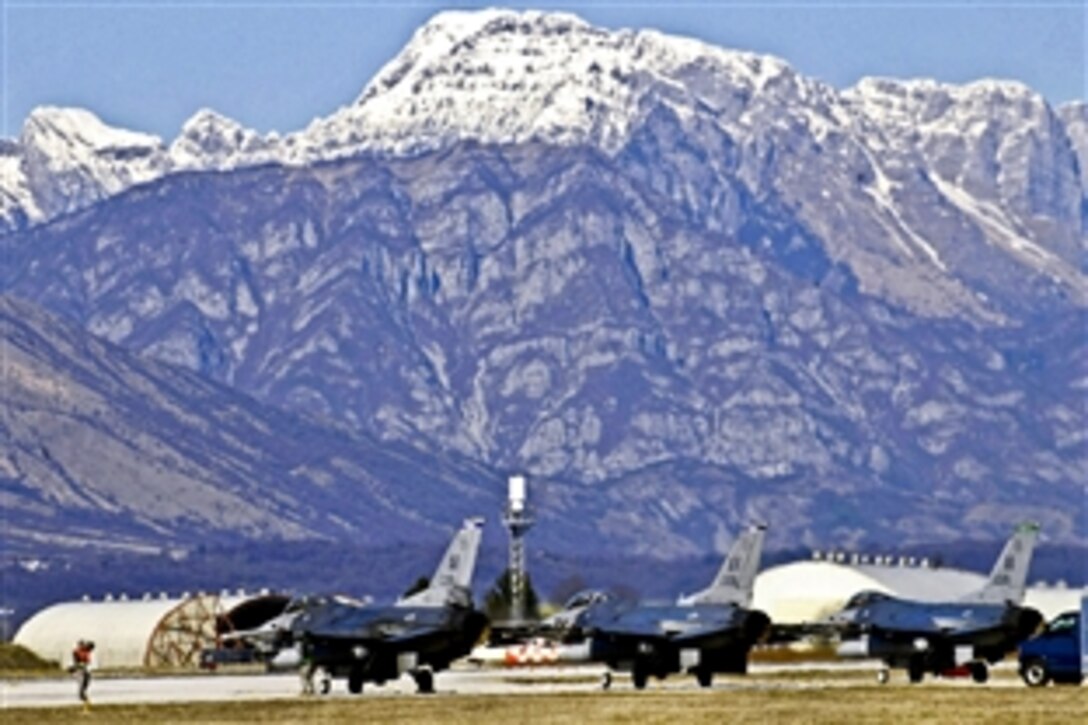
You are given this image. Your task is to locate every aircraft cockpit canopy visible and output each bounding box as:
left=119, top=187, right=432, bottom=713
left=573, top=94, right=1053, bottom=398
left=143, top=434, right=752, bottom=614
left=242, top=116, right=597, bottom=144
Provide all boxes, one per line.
left=1046, top=612, right=1079, bottom=633
left=844, top=591, right=891, bottom=609
left=284, top=595, right=323, bottom=613
left=563, top=589, right=610, bottom=611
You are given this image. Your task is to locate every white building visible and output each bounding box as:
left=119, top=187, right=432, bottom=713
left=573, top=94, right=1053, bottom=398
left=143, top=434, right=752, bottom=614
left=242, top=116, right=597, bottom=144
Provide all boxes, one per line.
left=14, top=591, right=287, bottom=669
left=753, top=559, right=1084, bottom=624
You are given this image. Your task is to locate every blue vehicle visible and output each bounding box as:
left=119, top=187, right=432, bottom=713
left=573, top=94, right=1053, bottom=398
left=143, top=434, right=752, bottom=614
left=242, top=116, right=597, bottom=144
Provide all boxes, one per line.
left=1018, top=606, right=1085, bottom=687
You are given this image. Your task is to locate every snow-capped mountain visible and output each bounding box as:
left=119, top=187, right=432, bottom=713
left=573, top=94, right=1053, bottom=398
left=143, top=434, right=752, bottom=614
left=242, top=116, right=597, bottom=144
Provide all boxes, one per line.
left=169, top=108, right=280, bottom=171
left=12, top=107, right=168, bottom=224
left=3, top=10, right=1085, bottom=318
left=2, top=9, right=1085, bottom=553
left=0, top=106, right=278, bottom=230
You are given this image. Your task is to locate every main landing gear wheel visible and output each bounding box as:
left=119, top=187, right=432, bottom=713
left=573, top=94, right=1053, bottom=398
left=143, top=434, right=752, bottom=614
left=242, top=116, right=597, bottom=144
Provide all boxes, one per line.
left=696, top=669, right=714, bottom=688
left=632, top=664, right=649, bottom=690
left=318, top=671, right=332, bottom=696
left=412, top=669, right=435, bottom=694
left=876, top=668, right=890, bottom=685
left=969, top=662, right=989, bottom=684
left=347, top=669, right=365, bottom=695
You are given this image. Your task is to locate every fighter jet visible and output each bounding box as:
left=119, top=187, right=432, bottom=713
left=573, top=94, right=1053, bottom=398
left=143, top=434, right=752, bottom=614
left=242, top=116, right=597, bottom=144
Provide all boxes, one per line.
left=829, top=522, right=1044, bottom=684
left=285, top=518, right=488, bottom=694
left=543, top=525, right=770, bottom=689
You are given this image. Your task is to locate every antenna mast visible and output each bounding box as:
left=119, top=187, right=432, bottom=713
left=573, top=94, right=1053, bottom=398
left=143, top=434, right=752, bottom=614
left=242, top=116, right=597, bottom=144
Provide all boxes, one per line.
left=502, top=474, right=535, bottom=622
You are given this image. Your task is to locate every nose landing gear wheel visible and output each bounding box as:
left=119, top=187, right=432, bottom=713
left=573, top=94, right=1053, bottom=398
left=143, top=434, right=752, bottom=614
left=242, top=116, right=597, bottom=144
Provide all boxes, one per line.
left=876, top=668, right=890, bottom=685
left=600, top=672, right=613, bottom=691
left=411, top=669, right=435, bottom=694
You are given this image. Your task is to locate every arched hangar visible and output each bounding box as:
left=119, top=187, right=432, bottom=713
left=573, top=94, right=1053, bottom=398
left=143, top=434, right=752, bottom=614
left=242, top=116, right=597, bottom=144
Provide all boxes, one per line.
left=753, top=559, right=1084, bottom=625
left=14, top=591, right=288, bottom=669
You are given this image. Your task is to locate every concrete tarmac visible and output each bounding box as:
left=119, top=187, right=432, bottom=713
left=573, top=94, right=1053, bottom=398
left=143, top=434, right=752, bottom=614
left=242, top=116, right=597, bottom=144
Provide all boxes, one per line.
left=1, top=662, right=1027, bottom=710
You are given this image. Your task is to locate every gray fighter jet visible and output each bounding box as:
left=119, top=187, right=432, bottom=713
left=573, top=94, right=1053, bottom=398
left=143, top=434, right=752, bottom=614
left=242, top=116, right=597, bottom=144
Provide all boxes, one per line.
left=283, top=518, right=488, bottom=694
left=829, top=523, right=1044, bottom=684
left=543, top=525, right=770, bottom=689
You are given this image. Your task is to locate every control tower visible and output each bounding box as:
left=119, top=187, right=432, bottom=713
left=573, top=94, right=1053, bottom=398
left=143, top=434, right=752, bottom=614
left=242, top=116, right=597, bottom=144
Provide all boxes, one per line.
left=502, top=474, right=535, bottom=622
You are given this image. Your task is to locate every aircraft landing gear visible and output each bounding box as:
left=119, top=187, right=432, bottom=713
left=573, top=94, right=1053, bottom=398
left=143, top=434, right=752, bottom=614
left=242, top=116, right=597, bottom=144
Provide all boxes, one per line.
left=600, top=671, right=613, bottom=691
left=907, top=657, right=925, bottom=684
left=876, top=667, right=890, bottom=685
left=411, top=668, right=435, bottom=694
left=348, top=668, right=365, bottom=695
left=695, top=668, right=714, bottom=688
left=969, top=662, right=989, bottom=684
left=631, top=663, right=649, bottom=690
left=301, top=665, right=333, bottom=696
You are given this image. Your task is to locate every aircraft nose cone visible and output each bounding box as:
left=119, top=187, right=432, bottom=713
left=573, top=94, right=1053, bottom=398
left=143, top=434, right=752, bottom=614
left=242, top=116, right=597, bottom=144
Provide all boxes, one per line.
left=824, top=608, right=864, bottom=637
left=826, top=609, right=853, bottom=625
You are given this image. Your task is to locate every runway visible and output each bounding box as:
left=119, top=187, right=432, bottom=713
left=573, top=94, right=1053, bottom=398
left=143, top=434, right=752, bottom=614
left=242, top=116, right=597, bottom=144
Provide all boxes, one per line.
left=1, top=662, right=1028, bottom=710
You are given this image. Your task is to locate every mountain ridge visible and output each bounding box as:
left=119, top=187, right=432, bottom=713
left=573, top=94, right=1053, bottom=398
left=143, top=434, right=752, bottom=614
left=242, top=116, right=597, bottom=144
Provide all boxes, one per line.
left=0, top=293, right=557, bottom=554
left=1, top=9, right=1085, bottom=555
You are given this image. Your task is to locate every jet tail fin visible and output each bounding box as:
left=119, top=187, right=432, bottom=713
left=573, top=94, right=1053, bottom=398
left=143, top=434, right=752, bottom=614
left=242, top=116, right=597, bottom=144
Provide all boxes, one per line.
left=678, top=525, right=766, bottom=607
left=397, top=518, right=484, bottom=608
left=959, top=522, right=1039, bottom=605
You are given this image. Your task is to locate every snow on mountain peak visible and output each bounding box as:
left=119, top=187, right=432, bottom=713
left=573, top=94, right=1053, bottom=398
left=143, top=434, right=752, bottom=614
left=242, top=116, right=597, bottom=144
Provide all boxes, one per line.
left=16, top=107, right=167, bottom=220
left=23, top=106, right=163, bottom=153
left=290, top=8, right=797, bottom=160
left=355, top=8, right=595, bottom=107
left=845, top=72, right=1083, bottom=265
left=1, top=7, right=1084, bottom=308
left=847, top=76, right=1047, bottom=130
left=170, top=108, right=276, bottom=170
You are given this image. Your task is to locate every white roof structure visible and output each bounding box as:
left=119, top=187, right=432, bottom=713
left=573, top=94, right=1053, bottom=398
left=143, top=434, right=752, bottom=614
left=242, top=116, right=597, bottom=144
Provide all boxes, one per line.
left=754, top=561, right=1084, bottom=624
left=14, top=592, right=285, bottom=669
left=1023, top=586, right=1085, bottom=621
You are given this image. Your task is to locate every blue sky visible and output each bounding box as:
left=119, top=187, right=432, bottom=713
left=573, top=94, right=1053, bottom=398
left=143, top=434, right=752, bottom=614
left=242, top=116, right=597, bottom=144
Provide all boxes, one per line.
left=2, top=1, right=1084, bottom=139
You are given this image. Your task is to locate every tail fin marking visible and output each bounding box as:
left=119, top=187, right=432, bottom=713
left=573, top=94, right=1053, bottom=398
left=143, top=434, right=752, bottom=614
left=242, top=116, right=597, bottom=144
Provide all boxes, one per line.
left=679, top=525, right=766, bottom=607
left=397, top=518, right=484, bottom=607
left=960, top=522, right=1039, bottom=605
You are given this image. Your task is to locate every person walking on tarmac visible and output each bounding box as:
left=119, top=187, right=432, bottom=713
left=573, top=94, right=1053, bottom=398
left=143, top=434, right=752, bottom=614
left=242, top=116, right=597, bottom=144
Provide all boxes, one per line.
left=69, top=640, right=96, bottom=712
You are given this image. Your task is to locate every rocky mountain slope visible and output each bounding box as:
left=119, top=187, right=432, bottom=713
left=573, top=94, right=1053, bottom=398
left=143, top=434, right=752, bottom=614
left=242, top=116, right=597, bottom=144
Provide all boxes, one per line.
left=1, top=10, right=1085, bottom=553
left=0, top=295, right=559, bottom=555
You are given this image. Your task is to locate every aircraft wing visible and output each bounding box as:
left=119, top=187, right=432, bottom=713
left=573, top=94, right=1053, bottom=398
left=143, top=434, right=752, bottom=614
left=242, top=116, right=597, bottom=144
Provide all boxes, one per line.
left=303, top=620, right=440, bottom=643
left=874, top=606, right=1010, bottom=640
left=860, top=620, right=1005, bottom=646
left=594, top=607, right=743, bottom=645
left=221, top=611, right=300, bottom=653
